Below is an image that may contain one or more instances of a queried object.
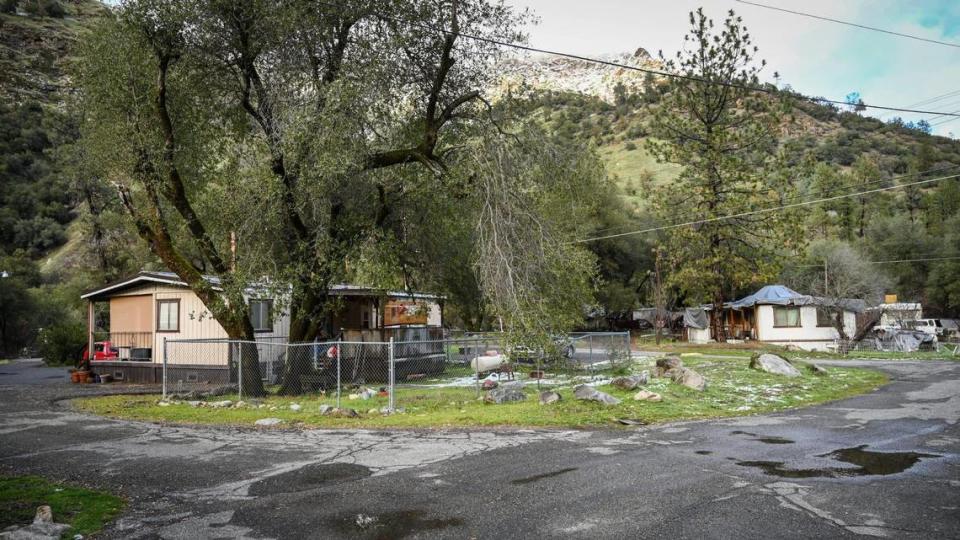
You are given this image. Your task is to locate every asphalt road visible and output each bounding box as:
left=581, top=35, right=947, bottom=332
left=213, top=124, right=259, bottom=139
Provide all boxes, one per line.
left=0, top=359, right=958, bottom=539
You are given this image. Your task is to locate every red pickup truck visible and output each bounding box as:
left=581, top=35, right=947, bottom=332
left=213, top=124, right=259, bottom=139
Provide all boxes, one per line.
left=81, top=341, right=119, bottom=362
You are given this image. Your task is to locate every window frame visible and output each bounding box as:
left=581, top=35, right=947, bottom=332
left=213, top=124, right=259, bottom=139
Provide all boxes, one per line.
left=156, top=299, right=181, bottom=333
left=249, top=299, right=274, bottom=333
left=772, top=306, right=802, bottom=328
left=816, top=307, right=836, bottom=328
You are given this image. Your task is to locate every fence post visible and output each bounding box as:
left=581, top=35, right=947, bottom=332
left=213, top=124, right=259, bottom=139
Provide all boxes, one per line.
left=336, top=340, right=341, bottom=409
left=162, top=337, right=168, bottom=400
left=589, top=335, right=594, bottom=381
left=475, top=338, right=480, bottom=398
left=238, top=341, right=243, bottom=401
left=388, top=337, right=395, bottom=411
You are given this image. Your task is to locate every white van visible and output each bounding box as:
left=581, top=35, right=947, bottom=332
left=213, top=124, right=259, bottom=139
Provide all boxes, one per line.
left=905, top=319, right=944, bottom=337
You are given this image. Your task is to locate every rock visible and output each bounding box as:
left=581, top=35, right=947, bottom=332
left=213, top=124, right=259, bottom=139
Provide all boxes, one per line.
left=610, top=373, right=648, bottom=391
left=481, top=379, right=499, bottom=390
left=233, top=400, right=246, bottom=408
left=359, top=388, right=376, bottom=400
left=254, top=418, right=284, bottom=426
left=186, top=401, right=202, bottom=407
left=655, top=356, right=683, bottom=377
left=573, top=384, right=621, bottom=405
left=633, top=390, right=662, bottom=402
left=34, top=506, right=52, bottom=524
left=331, top=407, right=359, bottom=418
left=807, top=362, right=828, bottom=376
left=209, top=400, right=233, bottom=408
left=539, top=391, right=562, bottom=405
left=289, top=403, right=302, bottom=412
left=750, top=353, right=802, bottom=378
left=319, top=404, right=334, bottom=415
left=671, top=367, right=706, bottom=391
left=484, top=382, right=527, bottom=404
left=348, top=393, right=360, bottom=400
left=617, top=418, right=646, bottom=426
left=157, top=401, right=171, bottom=407
left=368, top=408, right=379, bottom=415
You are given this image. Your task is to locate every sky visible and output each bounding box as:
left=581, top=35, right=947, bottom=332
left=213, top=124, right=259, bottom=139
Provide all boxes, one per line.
left=502, top=0, right=960, bottom=138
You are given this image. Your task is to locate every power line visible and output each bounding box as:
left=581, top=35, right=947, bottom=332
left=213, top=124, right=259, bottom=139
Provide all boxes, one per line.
left=880, top=89, right=960, bottom=118
left=573, top=173, right=960, bottom=243
left=316, top=0, right=960, bottom=118
left=587, top=164, right=960, bottom=238
left=866, top=256, right=960, bottom=265
left=735, top=0, right=960, bottom=49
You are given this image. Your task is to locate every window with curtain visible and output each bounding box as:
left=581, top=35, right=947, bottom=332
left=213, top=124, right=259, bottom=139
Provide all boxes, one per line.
left=250, top=299, right=273, bottom=332
left=773, top=306, right=801, bottom=328
left=816, top=307, right=835, bottom=327
left=156, top=300, right=180, bottom=332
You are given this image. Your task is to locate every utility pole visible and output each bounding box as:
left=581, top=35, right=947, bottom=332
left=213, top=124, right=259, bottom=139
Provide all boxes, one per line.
left=823, top=259, right=828, bottom=297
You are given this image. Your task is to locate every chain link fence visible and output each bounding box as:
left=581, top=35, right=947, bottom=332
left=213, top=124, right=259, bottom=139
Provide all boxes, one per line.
left=161, top=331, right=631, bottom=410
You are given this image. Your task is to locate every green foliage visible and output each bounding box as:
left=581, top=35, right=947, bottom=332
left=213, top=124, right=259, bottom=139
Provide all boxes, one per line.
left=37, top=319, right=86, bottom=365
left=645, top=8, right=802, bottom=309
left=0, top=101, right=73, bottom=254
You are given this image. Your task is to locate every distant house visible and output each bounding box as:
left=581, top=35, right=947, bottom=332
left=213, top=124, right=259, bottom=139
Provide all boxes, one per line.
left=693, top=285, right=864, bottom=351
left=867, top=301, right=922, bottom=329
left=80, top=270, right=443, bottom=382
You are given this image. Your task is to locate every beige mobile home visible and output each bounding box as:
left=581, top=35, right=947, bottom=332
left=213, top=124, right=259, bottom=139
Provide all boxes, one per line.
left=81, top=271, right=443, bottom=383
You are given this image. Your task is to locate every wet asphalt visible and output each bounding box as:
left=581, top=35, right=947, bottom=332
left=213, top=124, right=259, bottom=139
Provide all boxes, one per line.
left=0, top=358, right=958, bottom=539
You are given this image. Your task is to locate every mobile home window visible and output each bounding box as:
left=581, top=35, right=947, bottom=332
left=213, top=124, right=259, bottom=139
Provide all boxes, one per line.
left=772, top=306, right=801, bottom=328
left=816, top=307, right=834, bottom=327
left=250, top=299, right=273, bottom=332
left=156, top=299, right=180, bottom=332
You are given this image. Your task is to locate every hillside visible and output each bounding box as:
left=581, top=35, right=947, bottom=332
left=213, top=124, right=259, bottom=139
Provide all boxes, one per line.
left=0, top=0, right=106, bottom=261
left=501, top=52, right=960, bottom=215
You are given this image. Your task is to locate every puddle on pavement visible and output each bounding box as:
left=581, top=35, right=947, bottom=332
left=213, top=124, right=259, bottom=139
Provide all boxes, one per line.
left=755, top=437, right=794, bottom=445
left=737, top=445, right=940, bottom=478
left=511, top=467, right=578, bottom=485
left=249, top=463, right=372, bottom=496
left=330, top=509, right=464, bottom=539
left=695, top=450, right=713, bottom=455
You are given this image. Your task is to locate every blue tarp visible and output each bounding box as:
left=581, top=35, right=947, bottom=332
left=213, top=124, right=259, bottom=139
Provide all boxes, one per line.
left=726, top=284, right=865, bottom=312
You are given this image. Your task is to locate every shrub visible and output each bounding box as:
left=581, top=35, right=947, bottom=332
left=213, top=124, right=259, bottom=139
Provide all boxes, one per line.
left=38, top=320, right=86, bottom=366
left=624, top=141, right=637, bottom=151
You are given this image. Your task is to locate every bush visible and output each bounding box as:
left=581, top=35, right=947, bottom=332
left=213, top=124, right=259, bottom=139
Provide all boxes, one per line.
left=0, top=0, right=18, bottom=14
left=624, top=141, right=637, bottom=151
left=37, top=321, right=86, bottom=366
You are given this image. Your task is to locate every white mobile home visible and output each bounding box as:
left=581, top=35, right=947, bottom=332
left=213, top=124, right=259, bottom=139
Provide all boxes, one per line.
left=700, top=285, right=863, bottom=351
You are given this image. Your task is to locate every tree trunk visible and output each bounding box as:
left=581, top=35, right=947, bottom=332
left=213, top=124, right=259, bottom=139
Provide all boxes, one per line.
left=224, top=318, right=266, bottom=397
left=276, top=288, right=325, bottom=395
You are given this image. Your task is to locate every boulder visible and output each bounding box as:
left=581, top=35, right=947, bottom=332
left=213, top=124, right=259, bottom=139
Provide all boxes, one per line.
left=233, top=400, right=246, bottom=408
left=289, top=403, right=302, bottom=412
left=750, top=353, right=802, bottom=378
left=539, top=391, right=562, bottom=405
left=209, top=400, right=233, bottom=408
left=573, top=384, right=621, bottom=405
left=254, top=418, right=284, bottom=426
left=655, top=356, right=683, bottom=377
left=331, top=407, right=359, bottom=418
left=671, top=367, right=707, bottom=391
left=319, top=404, right=334, bottom=415
left=807, top=362, right=828, bottom=376
left=485, top=382, right=527, bottom=404
left=34, top=506, right=52, bottom=524
left=186, top=401, right=202, bottom=407
left=157, top=401, right=171, bottom=407
left=0, top=507, right=71, bottom=540
left=633, top=390, right=662, bottom=402
left=610, top=373, right=647, bottom=391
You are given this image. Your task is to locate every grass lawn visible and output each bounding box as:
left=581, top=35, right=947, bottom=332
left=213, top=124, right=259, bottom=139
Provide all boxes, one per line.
left=74, top=357, right=886, bottom=429
left=0, top=475, right=123, bottom=538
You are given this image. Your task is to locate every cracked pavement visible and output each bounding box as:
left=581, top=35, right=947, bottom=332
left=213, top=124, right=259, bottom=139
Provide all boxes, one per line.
left=1, top=358, right=958, bottom=538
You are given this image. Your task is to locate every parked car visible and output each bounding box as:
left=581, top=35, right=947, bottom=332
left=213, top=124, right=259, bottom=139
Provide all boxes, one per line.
left=509, top=335, right=575, bottom=362
left=904, top=319, right=944, bottom=337
left=81, top=341, right=119, bottom=362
